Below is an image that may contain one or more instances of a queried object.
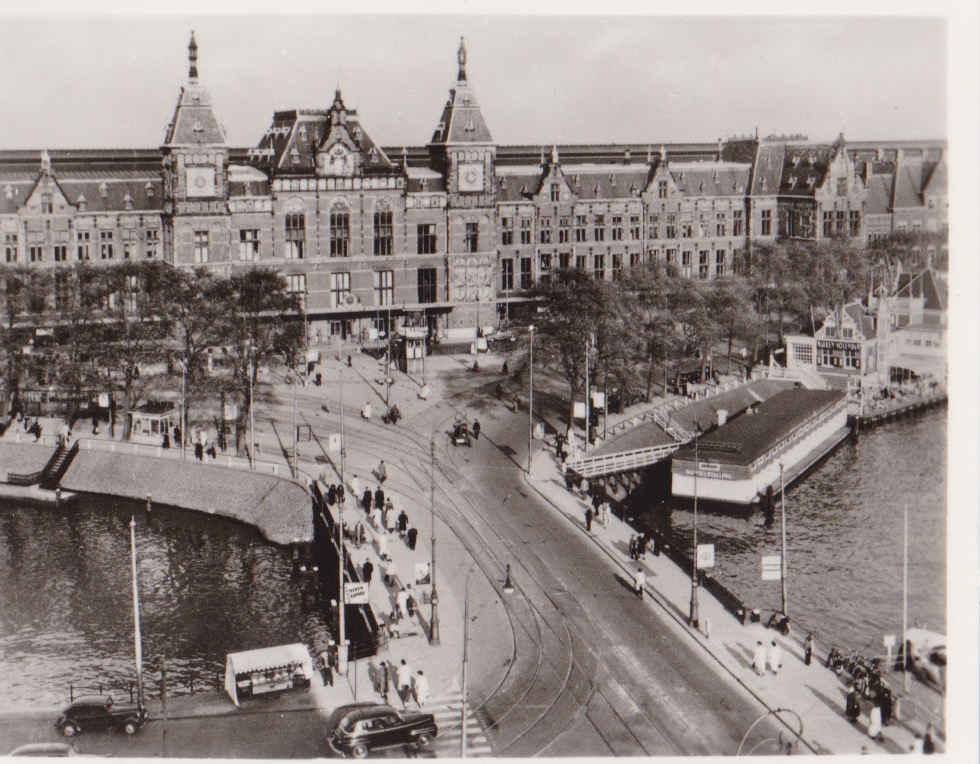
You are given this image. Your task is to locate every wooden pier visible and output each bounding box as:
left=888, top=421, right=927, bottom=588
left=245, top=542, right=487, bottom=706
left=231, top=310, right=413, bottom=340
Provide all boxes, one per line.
left=849, top=391, right=947, bottom=430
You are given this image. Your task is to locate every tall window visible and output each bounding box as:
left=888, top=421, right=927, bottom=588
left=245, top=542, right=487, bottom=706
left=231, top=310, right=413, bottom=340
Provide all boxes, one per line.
left=520, top=257, right=532, bottom=289
left=630, top=216, right=641, bottom=240
left=240, top=229, right=259, bottom=261
left=417, top=224, right=437, bottom=254
left=519, top=218, right=531, bottom=245
left=835, top=210, right=846, bottom=236
left=330, top=205, right=350, bottom=257
left=330, top=272, right=351, bottom=306
left=593, top=215, right=605, bottom=242
left=559, top=252, right=570, bottom=270
left=823, top=211, right=833, bottom=237
left=53, top=245, right=67, bottom=262
left=41, top=193, right=53, bottom=214
left=76, top=231, right=89, bottom=261
left=849, top=210, right=861, bottom=237
left=418, top=267, right=437, bottom=303
left=501, top=217, right=513, bottom=246
left=123, top=242, right=133, bottom=259
left=501, top=258, right=514, bottom=290
left=285, top=213, right=305, bottom=259
left=715, top=250, right=726, bottom=277
left=374, top=270, right=394, bottom=306
left=665, top=215, right=677, bottom=239
left=681, top=222, right=693, bottom=239
left=575, top=254, right=586, bottom=271
left=611, top=216, right=623, bottom=241
left=539, top=253, right=552, bottom=274
left=4, top=233, right=17, bottom=263
left=657, top=180, right=668, bottom=199
left=99, top=230, right=114, bottom=259
left=716, top=213, right=726, bottom=237
left=193, top=230, right=209, bottom=263
left=465, top=222, right=479, bottom=253
left=287, top=274, right=307, bottom=295
left=373, top=209, right=393, bottom=255
left=594, top=254, right=605, bottom=280
left=539, top=227, right=552, bottom=244
left=29, top=246, right=43, bottom=263
left=682, top=250, right=692, bottom=278
left=612, top=253, right=623, bottom=280
left=145, top=229, right=159, bottom=259
left=760, top=210, right=772, bottom=236
left=558, top=216, right=570, bottom=243
left=733, top=210, right=744, bottom=237
left=575, top=215, right=587, bottom=242
left=550, top=183, right=560, bottom=202
left=666, top=248, right=676, bottom=265
left=699, top=251, right=709, bottom=279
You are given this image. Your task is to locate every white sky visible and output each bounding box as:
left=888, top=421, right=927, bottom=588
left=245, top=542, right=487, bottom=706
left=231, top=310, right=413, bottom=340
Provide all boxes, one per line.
left=0, top=12, right=949, bottom=150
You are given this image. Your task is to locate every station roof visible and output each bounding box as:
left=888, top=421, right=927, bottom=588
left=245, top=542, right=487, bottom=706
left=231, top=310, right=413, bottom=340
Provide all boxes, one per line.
left=673, top=388, right=845, bottom=467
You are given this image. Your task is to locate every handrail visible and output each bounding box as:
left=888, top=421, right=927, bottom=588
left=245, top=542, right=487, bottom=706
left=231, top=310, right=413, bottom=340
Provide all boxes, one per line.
left=565, top=442, right=680, bottom=478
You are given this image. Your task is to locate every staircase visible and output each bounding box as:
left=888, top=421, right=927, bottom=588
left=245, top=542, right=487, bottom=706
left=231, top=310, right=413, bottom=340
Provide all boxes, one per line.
left=40, top=440, right=79, bottom=490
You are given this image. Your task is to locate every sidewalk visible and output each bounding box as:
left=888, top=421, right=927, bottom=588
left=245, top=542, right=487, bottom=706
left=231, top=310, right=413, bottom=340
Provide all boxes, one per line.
left=525, top=447, right=944, bottom=756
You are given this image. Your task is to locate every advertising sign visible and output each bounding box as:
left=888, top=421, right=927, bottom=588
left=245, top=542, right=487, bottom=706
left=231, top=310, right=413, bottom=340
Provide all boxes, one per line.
left=224, top=402, right=238, bottom=420
left=98, top=393, right=110, bottom=408
left=816, top=339, right=859, bottom=351
left=761, top=554, right=782, bottom=581
left=591, top=391, right=605, bottom=409
left=696, top=543, right=715, bottom=569
left=573, top=401, right=586, bottom=419
left=344, top=582, right=369, bottom=605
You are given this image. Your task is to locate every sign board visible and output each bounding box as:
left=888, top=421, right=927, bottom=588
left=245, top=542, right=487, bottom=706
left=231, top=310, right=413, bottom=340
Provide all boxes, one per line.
left=414, top=562, right=431, bottom=585
left=761, top=554, right=782, bottom=581
left=573, top=401, right=586, bottom=419
left=696, top=543, right=715, bottom=569
left=591, top=391, right=605, bottom=409
left=296, top=424, right=312, bottom=443
left=224, top=402, right=238, bottom=420
left=344, top=582, right=369, bottom=605
left=883, top=634, right=896, bottom=650
left=35, top=327, right=53, bottom=337
left=305, top=350, right=320, bottom=363
left=98, top=393, right=110, bottom=408
left=817, top=339, right=860, bottom=351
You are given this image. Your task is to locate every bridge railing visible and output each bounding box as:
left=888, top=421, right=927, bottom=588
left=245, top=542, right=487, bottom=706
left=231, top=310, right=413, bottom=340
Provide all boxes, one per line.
left=565, top=442, right=680, bottom=478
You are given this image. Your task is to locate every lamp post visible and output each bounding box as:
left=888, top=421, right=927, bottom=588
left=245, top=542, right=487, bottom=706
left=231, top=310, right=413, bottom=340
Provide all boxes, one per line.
left=248, top=353, right=255, bottom=471
left=779, top=462, right=788, bottom=617
left=179, top=359, right=187, bottom=461
left=460, top=564, right=478, bottom=758
left=129, top=516, right=145, bottom=712
left=689, top=425, right=701, bottom=629
left=291, top=370, right=299, bottom=478
left=429, top=438, right=440, bottom=645
left=527, top=325, right=534, bottom=474
left=337, top=361, right=348, bottom=675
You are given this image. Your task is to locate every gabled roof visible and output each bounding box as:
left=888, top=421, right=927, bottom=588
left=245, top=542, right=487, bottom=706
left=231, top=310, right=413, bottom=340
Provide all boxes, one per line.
left=162, top=35, right=226, bottom=148
left=922, top=158, right=946, bottom=197
left=778, top=145, right=833, bottom=196
left=751, top=142, right=784, bottom=195
left=495, top=169, right=544, bottom=202
left=59, top=178, right=164, bottom=213
left=665, top=161, right=750, bottom=197
left=842, top=303, right=877, bottom=338
left=865, top=174, right=893, bottom=215
left=895, top=269, right=945, bottom=311
left=891, top=163, right=924, bottom=209
left=429, top=39, right=493, bottom=146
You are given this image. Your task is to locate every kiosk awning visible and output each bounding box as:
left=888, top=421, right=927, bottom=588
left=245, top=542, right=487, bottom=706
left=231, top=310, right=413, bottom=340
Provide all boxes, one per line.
left=224, top=644, right=313, bottom=706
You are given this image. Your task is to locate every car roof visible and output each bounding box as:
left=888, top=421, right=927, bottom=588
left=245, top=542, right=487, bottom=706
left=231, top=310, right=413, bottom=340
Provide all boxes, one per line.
left=336, top=703, right=398, bottom=720
left=67, top=696, right=110, bottom=707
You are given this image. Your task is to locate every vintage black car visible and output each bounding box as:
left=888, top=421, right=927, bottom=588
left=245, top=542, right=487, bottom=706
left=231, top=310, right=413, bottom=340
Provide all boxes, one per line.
left=326, top=703, right=437, bottom=758
left=55, top=696, right=147, bottom=737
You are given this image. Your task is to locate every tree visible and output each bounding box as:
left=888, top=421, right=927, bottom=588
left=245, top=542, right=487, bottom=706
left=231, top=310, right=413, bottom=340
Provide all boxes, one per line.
left=213, top=269, right=303, bottom=455
left=707, top=277, right=756, bottom=368
left=0, top=264, right=49, bottom=411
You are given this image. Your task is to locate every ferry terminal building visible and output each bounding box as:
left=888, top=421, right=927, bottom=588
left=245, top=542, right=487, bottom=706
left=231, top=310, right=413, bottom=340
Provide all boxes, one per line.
left=0, top=35, right=948, bottom=347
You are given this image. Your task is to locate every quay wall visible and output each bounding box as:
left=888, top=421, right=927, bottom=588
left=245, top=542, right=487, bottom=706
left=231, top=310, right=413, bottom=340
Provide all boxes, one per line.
left=51, top=441, right=312, bottom=545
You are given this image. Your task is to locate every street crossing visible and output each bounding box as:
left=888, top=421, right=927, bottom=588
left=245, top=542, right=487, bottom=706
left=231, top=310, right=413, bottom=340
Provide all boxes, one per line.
left=420, top=694, right=493, bottom=758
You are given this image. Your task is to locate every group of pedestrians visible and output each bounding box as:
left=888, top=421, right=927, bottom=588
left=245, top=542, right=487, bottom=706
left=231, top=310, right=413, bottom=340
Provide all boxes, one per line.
left=751, top=638, right=784, bottom=676
left=377, top=658, right=429, bottom=709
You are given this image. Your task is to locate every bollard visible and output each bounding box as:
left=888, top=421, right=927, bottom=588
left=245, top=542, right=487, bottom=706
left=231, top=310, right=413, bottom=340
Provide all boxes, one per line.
left=503, top=564, right=514, bottom=593
left=55, top=487, right=61, bottom=507
left=146, top=494, right=152, bottom=513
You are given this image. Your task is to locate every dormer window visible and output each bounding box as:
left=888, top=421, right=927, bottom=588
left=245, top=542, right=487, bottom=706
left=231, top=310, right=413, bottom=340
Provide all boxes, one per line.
left=592, top=184, right=599, bottom=195
left=290, top=148, right=300, bottom=165
left=464, top=119, right=476, bottom=133
left=123, top=192, right=133, bottom=211
left=76, top=194, right=87, bottom=211
left=806, top=177, right=816, bottom=189
left=788, top=175, right=797, bottom=188
left=352, top=126, right=362, bottom=141
left=499, top=177, right=507, bottom=189
left=520, top=184, right=528, bottom=195
left=712, top=171, right=719, bottom=184
left=145, top=182, right=154, bottom=198
left=99, top=182, right=109, bottom=198
left=193, top=120, right=204, bottom=134
left=760, top=177, right=767, bottom=191
left=369, top=147, right=379, bottom=162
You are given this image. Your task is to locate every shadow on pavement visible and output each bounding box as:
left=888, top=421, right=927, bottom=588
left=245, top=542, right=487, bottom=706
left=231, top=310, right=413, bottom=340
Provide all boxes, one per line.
left=723, top=642, right=756, bottom=673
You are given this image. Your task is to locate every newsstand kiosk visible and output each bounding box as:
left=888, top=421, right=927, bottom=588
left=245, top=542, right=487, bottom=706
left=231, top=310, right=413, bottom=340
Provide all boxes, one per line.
left=224, top=644, right=314, bottom=706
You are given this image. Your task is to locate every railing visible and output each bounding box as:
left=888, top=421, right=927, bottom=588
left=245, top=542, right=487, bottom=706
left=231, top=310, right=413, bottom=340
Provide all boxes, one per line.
left=564, top=442, right=681, bottom=478
left=77, top=437, right=289, bottom=478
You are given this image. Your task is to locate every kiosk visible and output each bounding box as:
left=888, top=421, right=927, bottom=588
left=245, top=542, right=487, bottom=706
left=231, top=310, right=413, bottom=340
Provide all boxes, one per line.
left=127, top=402, right=179, bottom=445
left=224, top=644, right=314, bottom=706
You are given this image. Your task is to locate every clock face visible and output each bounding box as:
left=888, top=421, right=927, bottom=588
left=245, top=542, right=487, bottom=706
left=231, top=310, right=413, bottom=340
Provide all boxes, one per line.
left=458, top=162, right=484, bottom=193
left=185, top=166, right=216, bottom=198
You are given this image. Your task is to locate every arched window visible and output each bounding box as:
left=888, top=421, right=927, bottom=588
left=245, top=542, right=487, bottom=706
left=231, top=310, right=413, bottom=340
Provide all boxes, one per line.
left=330, top=202, right=350, bottom=257
left=373, top=201, right=392, bottom=256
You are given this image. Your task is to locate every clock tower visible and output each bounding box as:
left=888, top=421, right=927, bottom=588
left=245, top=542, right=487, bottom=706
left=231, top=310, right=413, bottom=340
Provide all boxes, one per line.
left=161, top=32, right=231, bottom=265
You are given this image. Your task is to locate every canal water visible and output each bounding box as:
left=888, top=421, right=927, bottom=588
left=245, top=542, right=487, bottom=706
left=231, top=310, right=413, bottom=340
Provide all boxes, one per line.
left=629, top=408, right=947, bottom=656
left=0, top=496, right=333, bottom=709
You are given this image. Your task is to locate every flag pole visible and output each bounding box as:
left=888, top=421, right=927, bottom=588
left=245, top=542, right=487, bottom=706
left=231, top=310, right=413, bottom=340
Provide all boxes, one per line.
left=129, top=517, right=145, bottom=710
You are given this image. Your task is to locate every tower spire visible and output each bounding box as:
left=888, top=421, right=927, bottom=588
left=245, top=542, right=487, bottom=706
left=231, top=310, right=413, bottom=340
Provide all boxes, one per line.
left=188, top=30, right=199, bottom=83
left=457, top=36, right=467, bottom=82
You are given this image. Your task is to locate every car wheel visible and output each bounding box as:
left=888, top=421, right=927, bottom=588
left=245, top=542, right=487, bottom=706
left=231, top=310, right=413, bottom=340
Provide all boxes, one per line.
left=351, top=743, right=369, bottom=758
left=123, top=719, right=139, bottom=735
left=61, top=721, right=79, bottom=737
left=416, top=733, right=433, bottom=747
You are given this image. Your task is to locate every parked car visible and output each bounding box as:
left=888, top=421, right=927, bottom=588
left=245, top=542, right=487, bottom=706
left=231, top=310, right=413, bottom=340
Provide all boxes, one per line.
left=9, top=743, right=79, bottom=757
left=325, top=703, right=437, bottom=758
left=55, top=696, right=147, bottom=737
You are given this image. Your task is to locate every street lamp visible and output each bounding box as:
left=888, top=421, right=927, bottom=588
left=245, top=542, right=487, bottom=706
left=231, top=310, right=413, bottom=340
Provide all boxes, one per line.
left=689, top=424, right=702, bottom=629
left=429, top=438, right=440, bottom=645
left=527, top=325, right=534, bottom=475
left=179, top=358, right=187, bottom=461
left=460, top=564, right=478, bottom=759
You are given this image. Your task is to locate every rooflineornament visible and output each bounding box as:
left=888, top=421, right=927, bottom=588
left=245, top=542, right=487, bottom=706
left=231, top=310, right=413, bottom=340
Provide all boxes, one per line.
left=660, top=145, right=667, bottom=162
left=552, top=145, right=559, bottom=165
left=40, top=149, right=51, bottom=174
left=188, top=31, right=199, bottom=82
left=457, top=36, right=467, bottom=82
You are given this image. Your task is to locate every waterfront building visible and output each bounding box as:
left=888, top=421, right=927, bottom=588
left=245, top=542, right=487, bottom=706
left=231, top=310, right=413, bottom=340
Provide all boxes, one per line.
left=879, top=268, right=947, bottom=383
left=784, top=302, right=881, bottom=389
left=0, top=34, right=947, bottom=344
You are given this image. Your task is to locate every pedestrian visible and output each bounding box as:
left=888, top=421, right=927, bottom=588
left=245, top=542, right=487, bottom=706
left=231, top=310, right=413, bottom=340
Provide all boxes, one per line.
left=358, top=522, right=367, bottom=546
left=361, top=488, right=372, bottom=512
left=407, top=527, right=418, bottom=551
left=867, top=699, right=883, bottom=742
left=162, top=431, right=170, bottom=448
left=362, top=559, right=374, bottom=583
left=396, top=659, right=413, bottom=707
left=879, top=687, right=894, bottom=726
left=910, top=734, right=924, bottom=754
left=380, top=660, right=390, bottom=703
left=350, top=473, right=360, bottom=499
left=377, top=532, right=389, bottom=563
left=318, top=649, right=334, bottom=687
left=396, top=587, right=410, bottom=619
left=377, top=459, right=387, bottom=483
left=412, top=669, right=429, bottom=708
left=633, top=567, right=645, bottom=598
left=845, top=684, right=861, bottom=724
left=337, top=482, right=345, bottom=505
left=752, top=641, right=767, bottom=676
left=922, top=723, right=936, bottom=754
left=374, top=486, right=385, bottom=511
left=207, top=444, right=216, bottom=462
left=803, top=633, right=814, bottom=666
left=385, top=506, right=397, bottom=534
left=768, top=639, right=783, bottom=675
left=585, top=507, right=593, bottom=532
left=371, top=505, right=383, bottom=530
left=173, top=424, right=181, bottom=447
left=327, top=484, right=337, bottom=506
left=650, top=531, right=659, bottom=556
left=502, top=360, right=509, bottom=375
left=194, top=440, right=203, bottom=461
left=398, top=509, right=409, bottom=536
left=638, top=533, right=647, bottom=560
left=472, top=419, right=481, bottom=440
